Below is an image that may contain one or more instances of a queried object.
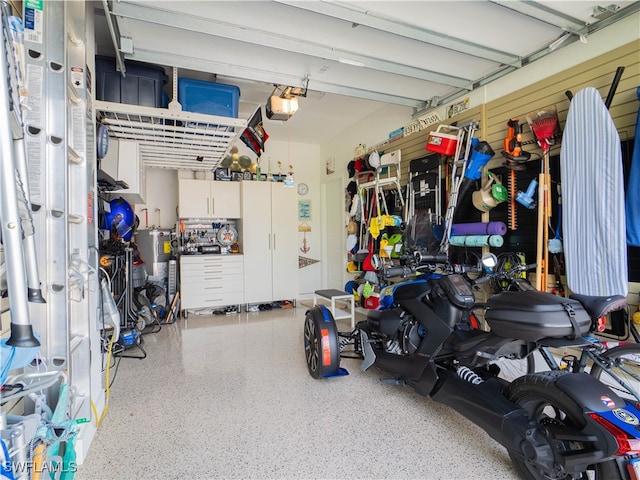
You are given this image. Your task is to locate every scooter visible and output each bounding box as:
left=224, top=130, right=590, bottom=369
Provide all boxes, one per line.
left=304, top=253, right=640, bottom=479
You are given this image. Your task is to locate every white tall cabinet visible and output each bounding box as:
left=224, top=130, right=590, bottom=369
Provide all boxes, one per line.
left=241, top=182, right=298, bottom=304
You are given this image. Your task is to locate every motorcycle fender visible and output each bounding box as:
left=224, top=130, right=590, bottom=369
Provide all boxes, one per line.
left=550, top=373, right=633, bottom=471
left=555, top=372, right=640, bottom=443
left=554, top=372, right=626, bottom=411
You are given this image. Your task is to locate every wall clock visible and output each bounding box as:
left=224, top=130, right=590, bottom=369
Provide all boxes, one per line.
left=298, top=182, right=309, bottom=196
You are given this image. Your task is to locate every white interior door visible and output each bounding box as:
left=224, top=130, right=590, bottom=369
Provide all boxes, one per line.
left=324, top=176, right=345, bottom=290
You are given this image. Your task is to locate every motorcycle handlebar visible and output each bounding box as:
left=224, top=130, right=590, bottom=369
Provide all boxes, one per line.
left=473, top=275, right=493, bottom=285
left=507, top=263, right=537, bottom=277
left=474, top=263, right=537, bottom=286
left=383, top=265, right=412, bottom=278
left=414, top=252, right=449, bottom=265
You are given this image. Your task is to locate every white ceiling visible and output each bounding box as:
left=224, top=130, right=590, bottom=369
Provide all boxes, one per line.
left=94, top=0, right=639, bottom=145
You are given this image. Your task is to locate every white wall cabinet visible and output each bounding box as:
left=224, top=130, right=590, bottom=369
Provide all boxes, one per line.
left=242, top=182, right=298, bottom=304
left=178, top=179, right=240, bottom=218
left=101, top=139, right=146, bottom=204
left=180, top=255, right=244, bottom=312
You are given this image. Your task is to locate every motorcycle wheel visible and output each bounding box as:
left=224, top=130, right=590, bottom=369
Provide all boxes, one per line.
left=506, top=371, right=623, bottom=480
left=304, top=306, right=340, bottom=379
left=590, top=343, right=640, bottom=403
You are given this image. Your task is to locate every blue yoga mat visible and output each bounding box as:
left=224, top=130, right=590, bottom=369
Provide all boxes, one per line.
left=626, top=87, right=640, bottom=246
left=561, top=87, right=628, bottom=296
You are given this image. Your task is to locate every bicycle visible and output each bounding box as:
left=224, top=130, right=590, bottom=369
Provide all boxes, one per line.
left=535, top=294, right=640, bottom=402
left=476, top=253, right=640, bottom=402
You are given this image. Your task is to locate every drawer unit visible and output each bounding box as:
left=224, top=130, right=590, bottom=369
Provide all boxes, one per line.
left=180, top=255, right=244, bottom=312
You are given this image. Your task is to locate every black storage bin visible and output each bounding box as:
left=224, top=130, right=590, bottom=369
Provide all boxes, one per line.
left=485, top=290, right=591, bottom=342
left=96, top=56, right=167, bottom=108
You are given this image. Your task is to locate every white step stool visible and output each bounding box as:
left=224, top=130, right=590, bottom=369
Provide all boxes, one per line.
left=313, top=289, right=355, bottom=328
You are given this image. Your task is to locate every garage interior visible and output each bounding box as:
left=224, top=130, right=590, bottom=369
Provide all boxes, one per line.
left=1, top=1, right=640, bottom=479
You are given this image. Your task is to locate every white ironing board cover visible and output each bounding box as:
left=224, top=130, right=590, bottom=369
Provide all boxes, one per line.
left=560, top=87, right=628, bottom=296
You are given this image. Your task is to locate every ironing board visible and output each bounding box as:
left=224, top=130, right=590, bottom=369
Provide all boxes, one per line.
left=626, top=86, right=640, bottom=246
left=561, top=87, right=628, bottom=296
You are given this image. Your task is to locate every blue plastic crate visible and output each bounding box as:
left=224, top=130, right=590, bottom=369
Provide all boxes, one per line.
left=178, top=78, right=240, bottom=118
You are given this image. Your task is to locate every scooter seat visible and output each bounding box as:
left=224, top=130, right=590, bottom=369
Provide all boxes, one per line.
left=568, top=293, right=627, bottom=319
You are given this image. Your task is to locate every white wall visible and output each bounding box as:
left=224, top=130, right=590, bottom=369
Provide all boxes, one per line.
left=134, top=168, right=178, bottom=230
left=318, top=104, right=414, bottom=290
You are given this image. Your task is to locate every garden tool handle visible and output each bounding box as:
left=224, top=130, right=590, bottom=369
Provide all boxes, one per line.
left=604, top=66, right=625, bottom=110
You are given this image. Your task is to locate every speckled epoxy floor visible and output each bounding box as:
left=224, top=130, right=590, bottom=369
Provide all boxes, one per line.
left=76, top=307, right=519, bottom=480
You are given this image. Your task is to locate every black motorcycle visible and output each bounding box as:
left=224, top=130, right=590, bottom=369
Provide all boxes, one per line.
left=303, top=254, right=640, bottom=479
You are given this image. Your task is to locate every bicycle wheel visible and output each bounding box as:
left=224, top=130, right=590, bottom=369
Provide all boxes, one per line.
left=490, top=353, right=535, bottom=382
left=590, top=343, right=640, bottom=402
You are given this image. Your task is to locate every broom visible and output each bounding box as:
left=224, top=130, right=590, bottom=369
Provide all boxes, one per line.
left=526, top=106, right=560, bottom=292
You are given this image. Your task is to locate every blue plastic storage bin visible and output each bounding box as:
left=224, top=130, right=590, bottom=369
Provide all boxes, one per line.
left=178, top=78, right=240, bottom=118
left=96, top=56, right=167, bottom=108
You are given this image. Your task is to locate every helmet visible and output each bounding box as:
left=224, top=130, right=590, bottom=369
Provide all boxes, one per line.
left=103, top=197, right=135, bottom=241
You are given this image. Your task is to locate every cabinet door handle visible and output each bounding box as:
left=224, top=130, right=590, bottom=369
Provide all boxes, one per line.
left=206, top=197, right=209, bottom=215
left=273, top=234, right=276, bottom=250
left=268, top=234, right=271, bottom=250
left=211, top=197, right=215, bottom=215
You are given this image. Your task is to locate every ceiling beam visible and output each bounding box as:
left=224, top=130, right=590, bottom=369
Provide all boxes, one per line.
left=112, top=1, right=473, bottom=89
left=128, top=48, right=430, bottom=108
left=276, top=0, right=522, bottom=67
left=489, top=0, right=588, bottom=35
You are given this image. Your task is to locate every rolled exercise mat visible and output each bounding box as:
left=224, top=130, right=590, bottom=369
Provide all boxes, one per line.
left=449, top=235, right=504, bottom=247
left=451, top=221, right=507, bottom=236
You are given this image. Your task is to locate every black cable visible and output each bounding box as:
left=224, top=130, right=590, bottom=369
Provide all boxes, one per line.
left=108, top=355, right=122, bottom=388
